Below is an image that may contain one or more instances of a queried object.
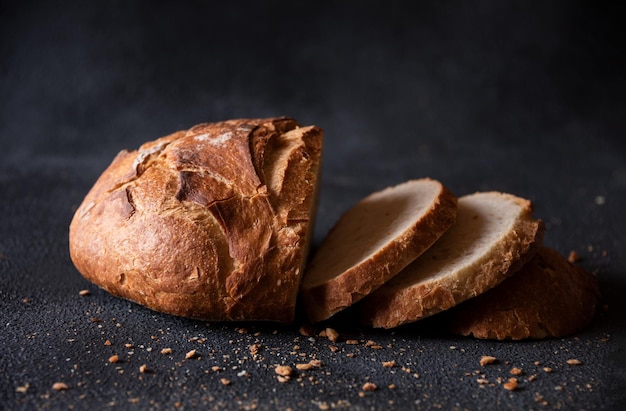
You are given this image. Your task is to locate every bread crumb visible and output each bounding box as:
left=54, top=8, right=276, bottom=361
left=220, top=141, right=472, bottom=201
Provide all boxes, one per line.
left=79, top=289, right=91, bottom=296
left=346, top=339, right=359, bottom=345
left=388, top=383, right=396, bottom=390
left=568, top=251, right=581, bottom=263
left=139, top=364, right=150, bottom=373
left=277, top=376, right=290, bottom=383
left=249, top=344, right=261, bottom=355
left=220, top=378, right=231, bottom=386
left=185, top=349, right=197, bottom=359
left=275, top=365, right=293, bottom=377
left=362, top=382, right=377, bottom=392
left=503, top=378, right=518, bottom=391
left=16, top=384, right=29, bottom=393
left=212, top=366, right=223, bottom=372
left=124, top=343, right=134, bottom=349
left=476, top=378, right=489, bottom=384
left=543, top=367, right=553, bottom=373
left=325, top=328, right=339, bottom=342
left=510, top=367, right=523, bottom=376
left=52, top=382, right=69, bottom=391
left=299, top=324, right=316, bottom=337
left=328, top=345, right=339, bottom=353
left=528, top=374, right=537, bottom=382
left=108, top=355, right=120, bottom=363
left=161, top=348, right=172, bottom=355
left=104, top=340, right=111, bottom=346
left=382, top=360, right=397, bottom=368
left=566, top=359, right=582, bottom=365
left=480, top=356, right=497, bottom=366
left=296, top=360, right=322, bottom=370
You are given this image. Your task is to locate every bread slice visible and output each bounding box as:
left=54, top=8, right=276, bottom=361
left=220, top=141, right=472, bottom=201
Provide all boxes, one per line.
left=447, top=247, right=600, bottom=340
left=299, top=178, right=458, bottom=323
left=69, top=117, right=323, bottom=323
left=359, top=191, right=544, bottom=329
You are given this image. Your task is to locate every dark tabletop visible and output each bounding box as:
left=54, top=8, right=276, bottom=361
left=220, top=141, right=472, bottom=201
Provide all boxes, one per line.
left=2, top=1, right=625, bottom=410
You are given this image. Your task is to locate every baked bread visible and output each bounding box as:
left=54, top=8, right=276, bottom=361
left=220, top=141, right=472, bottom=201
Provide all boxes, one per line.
left=359, top=191, right=544, bottom=329
left=447, top=247, right=600, bottom=340
left=299, top=178, right=458, bottom=323
left=69, top=117, right=323, bottom=323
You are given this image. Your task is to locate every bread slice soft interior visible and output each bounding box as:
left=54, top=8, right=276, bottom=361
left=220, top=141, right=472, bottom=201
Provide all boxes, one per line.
left=299, top=178, right=458, bottom=323
left=359, top=191, right=544, bottom=329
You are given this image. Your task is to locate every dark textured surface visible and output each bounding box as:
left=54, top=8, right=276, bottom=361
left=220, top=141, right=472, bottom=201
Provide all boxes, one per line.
left=1, top=1, right=625, bottom=410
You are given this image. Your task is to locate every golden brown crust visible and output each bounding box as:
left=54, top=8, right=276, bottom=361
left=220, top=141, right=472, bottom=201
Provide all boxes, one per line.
left=299, top=179, right=458, bottom=323
left=359, top=192, right=544, bottom=329
left=447, top=247, right=600, bottom=340
left=69, top=117, right=323, bottom=323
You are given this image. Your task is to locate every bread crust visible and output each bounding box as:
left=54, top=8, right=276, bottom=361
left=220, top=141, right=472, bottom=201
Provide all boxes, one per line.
left=299, top=179, right=458, bottom=323
left=360, top=192, right=544, bottom=329
left=447, top=247, right=600, bottom=340
left=69, top=117, right=323, bottom=323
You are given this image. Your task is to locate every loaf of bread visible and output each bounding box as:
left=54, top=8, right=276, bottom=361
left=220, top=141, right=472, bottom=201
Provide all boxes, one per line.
left=447, top=247, right=600, bottom=340
left=359, top=192, right=544, bottom=329
left=69, top=117, right=323, bottom=323
left=299, top=179, right=458, bottom=323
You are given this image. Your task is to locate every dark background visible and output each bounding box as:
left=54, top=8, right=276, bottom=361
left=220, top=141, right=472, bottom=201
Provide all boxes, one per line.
left=1, top=1, right=625, bottom=410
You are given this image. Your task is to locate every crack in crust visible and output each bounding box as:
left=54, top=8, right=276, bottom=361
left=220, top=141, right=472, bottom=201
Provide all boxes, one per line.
left=69, top=117, right=323, bottom=323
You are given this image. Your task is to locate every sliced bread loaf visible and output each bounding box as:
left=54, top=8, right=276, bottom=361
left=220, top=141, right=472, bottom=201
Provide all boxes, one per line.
left=299, top=178, right=458, bottom=323
left=359, top=191, right=544, bottom=329
left=447, top=247, right=600, bottom=340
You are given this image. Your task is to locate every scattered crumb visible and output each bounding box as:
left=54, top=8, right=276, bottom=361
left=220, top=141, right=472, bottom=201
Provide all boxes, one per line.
left=108, top=355, right=120, bottom=364
left=299, top=324, right=316, bottom=337
left=382, top=360, right=397, bottom=368
left=528, top=374, right=537, bottom=382
left=567, top=359, right=582, bottom=365
left=543, top=367, right=553, bottom=373
left=16, top=384, right=29, bottom=393
left=79, top=289, right=91, bottom=296
left=296, top=360, right=322, bottom=370
left=139, top=364, right=150, bottom=373
left=325, top=328, right=339, bottom=342
left=346, top=339, right=359, bottom=345
left=277, top=376, right=290, bottom=383
left=90, top=317, right=101, bottom=323
left=125, top=343, right=134, bottom=349
left=476, top=378, right=489, bottom=384
left=480, top=356, right=497, bottom=366
left=503, top=378, right=518, bottom=391
left=362, top=382, right=377, bottom=392
left=104, top=340, right=111, bottom=346
left=388, top=384, right=396, bottom=390
left=510, top=367, right=523, bottom=376
left=329, top=345, right=339, bottom=353
left=52, top=382, right=69, bottom=391
left=185, top=349, right=197, bottom=359
left=212, top=366, right=223, bottom=372
left=249, top=344, right=261, bottom=355
left=161, top=348, right=172, bottom=355
left=568, top=251, right=581, bottom=263
left=220, top=378, right=231, bottom=386
left=275, top=365, right=293, bottom=377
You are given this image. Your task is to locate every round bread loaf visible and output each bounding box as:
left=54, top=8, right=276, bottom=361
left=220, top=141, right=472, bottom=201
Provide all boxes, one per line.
left=359, top=191, right=544, bottom=329
left=447, top=247, right=600, bottom=340
left=299, top=178, right=458, bottom=323
left=69, top=117, right=323, bottom=323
